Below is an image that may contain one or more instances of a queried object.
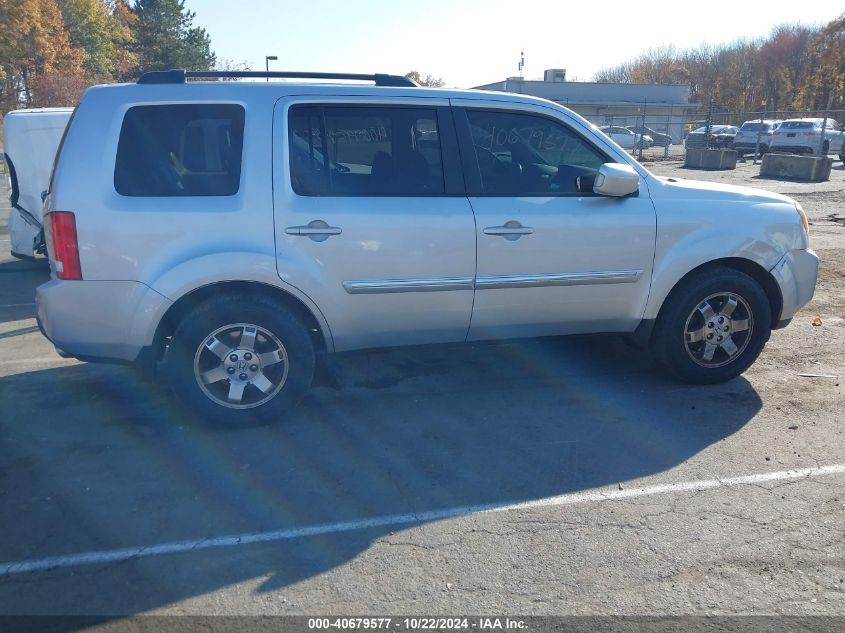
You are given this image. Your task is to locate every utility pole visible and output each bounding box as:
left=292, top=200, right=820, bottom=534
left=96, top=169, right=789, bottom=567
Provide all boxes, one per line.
left=704, top=98, right=714, bottom=148
left=664, top=105, right=672, bottom=159
left=753, top=99, right=766, bottom=165
left=818, top=90, right=834, bottom=157
left=638, top=99, right=647, bottom=161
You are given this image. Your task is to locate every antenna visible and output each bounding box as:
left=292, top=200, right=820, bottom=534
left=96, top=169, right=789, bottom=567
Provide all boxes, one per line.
left=518, top=50, right=525, bottom=79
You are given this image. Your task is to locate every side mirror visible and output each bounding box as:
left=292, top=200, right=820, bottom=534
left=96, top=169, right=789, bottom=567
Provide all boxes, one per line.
left=593, top=163, right=639, bottom=197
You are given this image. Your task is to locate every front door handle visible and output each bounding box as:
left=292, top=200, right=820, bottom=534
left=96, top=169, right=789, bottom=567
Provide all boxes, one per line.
left=285, top=220, right=342, bottom=242
left=483, top=220, right=533, bottom=241
left=286, top=226, right=342, bottom=236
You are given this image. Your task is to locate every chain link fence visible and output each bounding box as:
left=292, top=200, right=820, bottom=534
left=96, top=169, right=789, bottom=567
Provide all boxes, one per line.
left=580, top=106, right=845, bottom=164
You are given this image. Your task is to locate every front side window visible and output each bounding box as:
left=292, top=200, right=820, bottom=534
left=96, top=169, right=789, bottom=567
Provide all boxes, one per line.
left=289, top=105, right=444, bottom=195
left=114, top=104, right=245, bottom=197
left=466, top=109, right=607, bottom=195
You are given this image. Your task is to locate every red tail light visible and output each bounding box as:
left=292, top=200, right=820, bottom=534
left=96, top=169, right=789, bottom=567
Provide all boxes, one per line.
left=765, top=131, right=773, bottom=136
left=803, top=131, right=816, bottom=137
left=773, top=131, right=781, bottom=135
left=48, top=211, right=82, bottom=280
left=708, top=133, right=717, bottom=140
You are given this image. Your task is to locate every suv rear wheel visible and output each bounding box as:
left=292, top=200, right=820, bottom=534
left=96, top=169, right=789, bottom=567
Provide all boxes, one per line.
left=653, top=267, right=771, bottom=384
left=164, top=295, right=315, bottom=426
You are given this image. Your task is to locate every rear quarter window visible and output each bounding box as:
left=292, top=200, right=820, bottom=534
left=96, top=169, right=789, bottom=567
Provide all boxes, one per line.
left=114, top=104, right=245, bottom=197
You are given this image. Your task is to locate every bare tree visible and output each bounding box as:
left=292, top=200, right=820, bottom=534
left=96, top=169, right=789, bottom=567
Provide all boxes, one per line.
left=593, top=62, right=634, bottom=84
left=405, top=70, right=445, bottom=87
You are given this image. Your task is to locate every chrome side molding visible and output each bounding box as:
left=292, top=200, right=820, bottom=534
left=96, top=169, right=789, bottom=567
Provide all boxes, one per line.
left=343, top=276, right=475, bottom=294
left=342, top=270, right=643, bottom=294
left=475, top=270, right=643, bottom=290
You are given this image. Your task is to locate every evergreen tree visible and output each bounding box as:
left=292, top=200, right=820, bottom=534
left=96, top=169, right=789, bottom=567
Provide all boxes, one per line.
left=129, top=0, right=215, bottom=73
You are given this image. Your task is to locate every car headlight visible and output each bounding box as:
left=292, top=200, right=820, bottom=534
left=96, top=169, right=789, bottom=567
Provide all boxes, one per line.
left=795, top=202, right=809, bottom=234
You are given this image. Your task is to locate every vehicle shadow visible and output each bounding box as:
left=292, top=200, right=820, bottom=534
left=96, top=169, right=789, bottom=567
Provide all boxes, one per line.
left=0, top=334, right=763, bottom=614
left=0, top=257, right=49, bottom=324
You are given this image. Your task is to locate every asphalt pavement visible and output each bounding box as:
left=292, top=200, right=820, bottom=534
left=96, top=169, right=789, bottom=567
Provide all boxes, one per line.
left=0, top=170, right=843, bottom=617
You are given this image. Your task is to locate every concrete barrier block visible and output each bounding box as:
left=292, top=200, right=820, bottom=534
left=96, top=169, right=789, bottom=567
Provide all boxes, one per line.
left=760, top=154, right=833, bottom=182
left=684, top=148, right=738, bottom=170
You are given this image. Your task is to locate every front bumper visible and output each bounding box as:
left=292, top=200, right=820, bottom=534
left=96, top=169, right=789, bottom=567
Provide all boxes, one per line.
left=770, top=248, right=819, bottom=323
left=36, top=279, right=172, bottom=363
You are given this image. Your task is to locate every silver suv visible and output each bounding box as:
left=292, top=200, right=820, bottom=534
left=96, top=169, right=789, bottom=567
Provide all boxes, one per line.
left=37, top=70, right=819, bottom=424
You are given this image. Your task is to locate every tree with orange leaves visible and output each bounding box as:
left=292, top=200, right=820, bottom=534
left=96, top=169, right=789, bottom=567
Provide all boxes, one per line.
left=0, top=0, right=84, bottom=109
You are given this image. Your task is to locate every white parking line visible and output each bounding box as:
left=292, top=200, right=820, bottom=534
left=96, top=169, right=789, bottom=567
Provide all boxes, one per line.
left=0, top=357, right=74, bottom=366
left=2, top=463, right=843, bottom=576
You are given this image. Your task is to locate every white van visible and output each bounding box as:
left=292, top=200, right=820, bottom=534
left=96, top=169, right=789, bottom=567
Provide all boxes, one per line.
left=3, top=108, right=74, bottom=259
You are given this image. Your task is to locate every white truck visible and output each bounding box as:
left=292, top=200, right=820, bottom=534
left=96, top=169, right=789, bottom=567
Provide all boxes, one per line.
left=4, top=108, right=74, bottom=259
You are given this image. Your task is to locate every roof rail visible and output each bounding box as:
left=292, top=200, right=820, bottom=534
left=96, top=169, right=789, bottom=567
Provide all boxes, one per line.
left=137, top=69, right=417, bottom=87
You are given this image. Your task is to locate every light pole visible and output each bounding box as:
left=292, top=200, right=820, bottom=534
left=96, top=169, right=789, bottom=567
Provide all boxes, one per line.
left=265, top=55, right=277, bottom=81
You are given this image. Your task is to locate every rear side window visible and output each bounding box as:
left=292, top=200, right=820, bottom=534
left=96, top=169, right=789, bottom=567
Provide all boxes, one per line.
left=114, top=104, right=245, bottom=197
left=289, top=105, right=444, bottom=196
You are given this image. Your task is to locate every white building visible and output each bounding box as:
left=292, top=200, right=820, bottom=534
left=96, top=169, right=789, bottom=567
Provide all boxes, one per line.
left=474, top=74, right=698, bottom=143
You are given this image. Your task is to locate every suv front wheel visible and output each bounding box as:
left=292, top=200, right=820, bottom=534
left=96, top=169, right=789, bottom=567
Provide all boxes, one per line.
left=653, top=267, right=771, bottom=384
left=165, top=295, right=315, bottom=426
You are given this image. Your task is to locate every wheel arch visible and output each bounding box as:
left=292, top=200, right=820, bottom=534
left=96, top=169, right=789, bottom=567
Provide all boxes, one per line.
left=151, top=280, right=332, bottom=364
left=640, top=257, right=783, bottom=348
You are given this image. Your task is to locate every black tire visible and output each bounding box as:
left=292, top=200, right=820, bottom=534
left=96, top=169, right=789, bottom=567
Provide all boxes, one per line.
left=822, top=141, right=830, bottom=156
left=840, top=153, right=845, bottom=163
left=164, top=294, right=315, bottom=426
left=653, top=267, right=771, bottom=384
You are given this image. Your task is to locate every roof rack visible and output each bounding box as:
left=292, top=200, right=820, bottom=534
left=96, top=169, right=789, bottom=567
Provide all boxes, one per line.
left=137, top=69, right=417, bottom=87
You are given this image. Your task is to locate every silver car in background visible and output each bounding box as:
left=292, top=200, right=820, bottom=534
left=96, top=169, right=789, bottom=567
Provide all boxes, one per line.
left=732, top=120, right=781, bottom=156
left=598, top=125, right=652, bottom=149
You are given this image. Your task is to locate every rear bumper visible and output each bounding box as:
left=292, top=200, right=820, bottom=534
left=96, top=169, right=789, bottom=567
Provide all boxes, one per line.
left=8, top=208, right=41, bottom=258
left=36, top=279, right=172, bottom=362
left=770, top=145, right=815, bottom=154
left=770, top=248, right=819, bottom=322
left=732, top=142, right=770, bottom=152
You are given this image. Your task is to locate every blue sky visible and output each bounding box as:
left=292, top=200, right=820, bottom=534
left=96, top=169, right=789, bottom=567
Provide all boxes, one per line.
left=187, top=0, right=844, bottom=88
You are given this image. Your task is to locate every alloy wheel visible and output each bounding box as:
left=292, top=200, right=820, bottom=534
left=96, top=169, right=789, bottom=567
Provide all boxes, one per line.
left=193, top=322, right=289, bottom=409
left=683, top=293, right=754, bottom=369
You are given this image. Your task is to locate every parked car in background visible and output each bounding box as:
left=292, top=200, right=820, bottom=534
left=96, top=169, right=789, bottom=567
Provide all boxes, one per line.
left=770, top=118, right=845, bottom=156
left=684, top=125, right=739, bottom=149
left=3, top=108, right=74, bottom=259
left=36, top=69, right=817, bottom=425
left=732, top=120, right=781, bottom=156
left=684, top=121, right=707, bottom=138
left=598, top=126, right=652, bottom=149
left=627, top=125, right=672, bottom=148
